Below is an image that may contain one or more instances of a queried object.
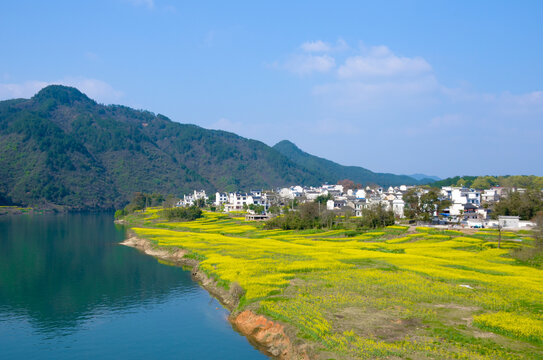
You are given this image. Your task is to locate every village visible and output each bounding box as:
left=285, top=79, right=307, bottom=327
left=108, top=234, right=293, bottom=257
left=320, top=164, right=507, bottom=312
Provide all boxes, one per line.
left=176, top=183, right=536, bottom=230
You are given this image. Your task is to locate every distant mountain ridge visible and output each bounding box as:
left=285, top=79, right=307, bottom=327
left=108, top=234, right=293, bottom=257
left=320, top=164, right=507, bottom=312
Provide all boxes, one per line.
left=273, top=140, right=426, bottom=187
left=407, top=173, right=441, bottom=182
left=0, top=85, right=421, bottom=210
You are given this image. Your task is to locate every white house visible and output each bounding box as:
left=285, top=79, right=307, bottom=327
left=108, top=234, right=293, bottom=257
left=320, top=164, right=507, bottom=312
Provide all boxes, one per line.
left=351, top=199, right=367, bottom=217
left=229, top=193, right=250, bottom=210
left=450, top=188, right=481, bottom=205
left=177, top=190, right=208, bottom=207
left=449, top=203, right=465, bottom=216
left=326, top=199, right=347, bottom=210
left=498, top=216, right=520, bottom=229
left=305, top=190, right=323, bottom=200
left=215, top=192, right=228, bottom=206
left=354, top=189, right=366, bottom=199
left=279, top=186, right=303, bottom=199
left=482, top=189, right=499, bottom=203
left=392, top=199, right=405, bottom=218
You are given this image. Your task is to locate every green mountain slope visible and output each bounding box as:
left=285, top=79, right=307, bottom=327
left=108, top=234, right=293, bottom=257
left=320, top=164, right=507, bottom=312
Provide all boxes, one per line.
left=0, top=85, right=420, bottom=210
left=0, top=86, right=327, bottom=210
left=273, top=140, right=422, bottom=187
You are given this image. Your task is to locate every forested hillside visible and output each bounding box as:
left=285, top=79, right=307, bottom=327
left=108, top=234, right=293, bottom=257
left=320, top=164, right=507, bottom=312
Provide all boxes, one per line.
left=431, top=175, right=543, bottom=189
left=0, top=86, right=421, bottom=210
left=273, top=140, right=428, bottom=187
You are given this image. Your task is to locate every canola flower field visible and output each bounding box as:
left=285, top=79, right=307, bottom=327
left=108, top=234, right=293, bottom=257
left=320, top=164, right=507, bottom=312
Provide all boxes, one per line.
left=122, top=209, right=543, bottom=359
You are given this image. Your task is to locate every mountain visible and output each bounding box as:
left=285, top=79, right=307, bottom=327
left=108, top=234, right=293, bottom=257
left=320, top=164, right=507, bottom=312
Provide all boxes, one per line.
left=273, top=140, right=421, bottom=188
left=407, top=173, right=441, bottom=182
left=0, top=86, right=328, bottom=210
left=0, top=86, right=421, bottom=210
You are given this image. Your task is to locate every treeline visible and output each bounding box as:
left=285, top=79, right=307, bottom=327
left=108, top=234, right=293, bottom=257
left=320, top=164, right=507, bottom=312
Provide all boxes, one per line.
left=432, top=175, right=543, bottom=190
left=114, top=192, right=176, bottom=218
left=0, top=191, right=15, bottom=206
left=162, top=206, right=202, bottom=221
left=115, top=192, right=203, bottom=221
left=492, top=189, right=543, bottom=220
left=264, top=202, right=394, bottom=230
left=511, top=211, right=543, bottom=267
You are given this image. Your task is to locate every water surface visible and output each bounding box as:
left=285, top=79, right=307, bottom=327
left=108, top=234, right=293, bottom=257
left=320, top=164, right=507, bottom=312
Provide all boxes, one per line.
left=0, top=213, right=266, bottom=359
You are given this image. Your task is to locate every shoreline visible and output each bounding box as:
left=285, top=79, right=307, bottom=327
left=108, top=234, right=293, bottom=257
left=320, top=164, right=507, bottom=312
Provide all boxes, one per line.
left=118, top=227, right=309, bottom=360
left=0, top=206, right=118, bottom=216
left=0, top=206, right=58, bottom=216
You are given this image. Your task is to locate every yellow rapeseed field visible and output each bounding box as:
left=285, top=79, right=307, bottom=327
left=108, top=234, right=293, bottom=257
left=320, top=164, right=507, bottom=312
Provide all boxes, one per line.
left=125, top=209, right=543, bottom=359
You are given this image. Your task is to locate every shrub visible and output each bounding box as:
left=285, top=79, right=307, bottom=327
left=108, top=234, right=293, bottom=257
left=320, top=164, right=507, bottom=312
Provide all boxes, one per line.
left=114, top=209, right=127, bottom=219
left=162, top=205, right=203, bottom=221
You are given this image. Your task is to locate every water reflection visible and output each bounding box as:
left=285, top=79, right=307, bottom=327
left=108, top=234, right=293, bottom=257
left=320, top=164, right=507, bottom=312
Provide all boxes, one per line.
left=0, top=213, right=266, bottom=359
left=0, top=214, right=196, bottom=334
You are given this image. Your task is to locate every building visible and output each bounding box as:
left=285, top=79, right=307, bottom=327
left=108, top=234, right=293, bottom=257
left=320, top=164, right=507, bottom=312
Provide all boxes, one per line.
left=498, top=216, right=520, bottom=229
left=481, top=189, right=499, bottom=203
left=392, top=199, right=405, bottom=218
left=177, top=190, right=208, bottom=207
left=215, top=192, right=228, bottom=206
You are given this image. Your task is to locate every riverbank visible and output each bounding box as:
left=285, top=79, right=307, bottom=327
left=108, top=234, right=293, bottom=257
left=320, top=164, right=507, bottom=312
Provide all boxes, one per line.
left=117, top=209, right=543, bottom=359
left=119, top=228, right=309, bottom=359
left=0, top=206, right=115, bottom=216
left=0, top=206, right=57, bottom=216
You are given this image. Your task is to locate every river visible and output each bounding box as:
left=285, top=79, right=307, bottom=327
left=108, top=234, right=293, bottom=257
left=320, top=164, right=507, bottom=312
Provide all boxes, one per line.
left=0, top=213, right=266, bottom=359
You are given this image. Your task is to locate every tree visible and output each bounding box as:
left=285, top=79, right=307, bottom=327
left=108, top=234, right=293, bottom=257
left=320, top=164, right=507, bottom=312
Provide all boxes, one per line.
left=163, top=205, right=202, bottom=221
left=150, top=193, right=165, bottom=206
left=248, top=204, right=265, bottom=214
left=456, top=178, right=468, bottom=187
left=195, top=198, right=206, bottom=208
left=403, top=188, right=420, bottom=219
left=268, top=205, right=280, bottom=215
left=207, top=193, right=216, bottom=205
left=359, top=204, right=395, bottom=229
left=315, top=193, right=332, bottom=204
left=471, top=176, right=498, bottom=190
left=404, top=187, right=449, bottom=221
left=492, top=189, right=543, bottom=220
left=419, top=188, right=443, bottom=222
left=162, top=194, right=179, bottom=208
left=264, top=202, right=337, bottom=230
left=320, top=210, right=336, bottom=229
left=299, top=202, right=319, bottom=225
left=337, top=179, right=361, bottom=191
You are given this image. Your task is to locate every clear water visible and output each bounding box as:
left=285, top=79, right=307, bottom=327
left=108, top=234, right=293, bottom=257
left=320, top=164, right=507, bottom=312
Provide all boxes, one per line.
left=0, top=213, right=266, bottom=359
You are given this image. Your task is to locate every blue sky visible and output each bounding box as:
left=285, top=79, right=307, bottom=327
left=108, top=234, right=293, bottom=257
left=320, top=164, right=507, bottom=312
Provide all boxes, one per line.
left=1, top=1, right=542, bottom=178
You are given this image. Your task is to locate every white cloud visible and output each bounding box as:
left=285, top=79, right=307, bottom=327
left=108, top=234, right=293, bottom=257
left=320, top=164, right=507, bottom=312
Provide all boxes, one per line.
left=279, top=39, right=352, bottom=75
left=300, top=39, right=349, bottom=53
left=337, top=46, right=432, bottom=79
left=313, top=75, right=440, bottom=109
left=0, top=81, right=49, bottom=100
left=301, top=40, right=331, bottom=53
left=0, top=78, right=123, bottom=104
left=126, top=0, right=154, bottom=8
left=63, top=78, right=123, bottom=103
left=284, top=54, right=335, bottom=75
